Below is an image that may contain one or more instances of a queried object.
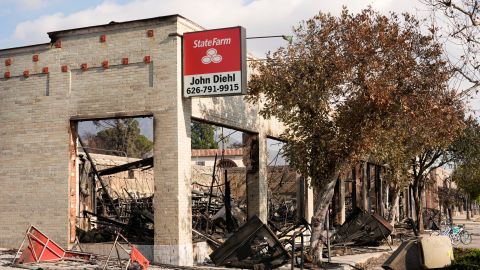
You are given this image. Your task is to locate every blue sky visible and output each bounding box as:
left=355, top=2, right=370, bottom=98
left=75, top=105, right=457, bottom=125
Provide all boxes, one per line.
left=0, top=0, right=130, bottom=48
left=0, top=0, right=422, bottom=56
left=1, top=0, right=476, bottom=108
left=2, top=0, right=478, bottom=153
left=1, top=1, right=476, bottom=101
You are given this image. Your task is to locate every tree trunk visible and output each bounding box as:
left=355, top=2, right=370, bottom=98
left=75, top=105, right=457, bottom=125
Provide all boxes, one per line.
left=388, top=186, right=400, bottom=226
left=466, top=196, right=471, bottom=220
left=413, top=187, right=424, bottom=232
left=310, top=174, right=339, bottom=265
left=405, top=188, right=410, bottom=218
left=448, top=206, right=453, bottom=224
left=384, top=182, right=389, bottom=219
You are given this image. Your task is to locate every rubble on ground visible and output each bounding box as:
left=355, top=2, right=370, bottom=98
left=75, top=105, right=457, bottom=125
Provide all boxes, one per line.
left=332, top=208, right=393, bottom=246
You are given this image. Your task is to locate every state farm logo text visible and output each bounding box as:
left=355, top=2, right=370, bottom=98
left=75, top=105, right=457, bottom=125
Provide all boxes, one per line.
left=193, top=37, right=231, bottom=48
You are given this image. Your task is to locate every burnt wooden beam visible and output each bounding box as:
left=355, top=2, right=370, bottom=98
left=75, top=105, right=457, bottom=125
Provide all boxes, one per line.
left=83, top=210, right=153, bottom=236
left=97, top=157, right=153, bottom=176
left=125, top=189, right=154, bottom=222
left=224, top=169, right=234, bottom=233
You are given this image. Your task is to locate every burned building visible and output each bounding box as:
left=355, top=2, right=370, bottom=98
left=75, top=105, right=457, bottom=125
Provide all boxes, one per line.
left=0, top=15, right=295, bottom=266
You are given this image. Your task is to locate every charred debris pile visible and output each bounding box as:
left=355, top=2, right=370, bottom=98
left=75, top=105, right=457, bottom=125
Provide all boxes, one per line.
left=76, top=143, right=394, bottom=269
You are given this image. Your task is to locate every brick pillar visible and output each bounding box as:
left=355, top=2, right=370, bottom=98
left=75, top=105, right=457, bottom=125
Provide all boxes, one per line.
left=351, top=166, right=357, bottom=210
left=361, top=162, right=368, bottom=211
left=245, top=132, right=268, bottom=223
left=297, top=175, right=314, bottom=223
left=153, top=96, right=192, bottom=264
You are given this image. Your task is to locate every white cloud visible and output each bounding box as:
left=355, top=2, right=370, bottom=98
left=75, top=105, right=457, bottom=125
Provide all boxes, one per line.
left=4, top=0, right=422, bottom=55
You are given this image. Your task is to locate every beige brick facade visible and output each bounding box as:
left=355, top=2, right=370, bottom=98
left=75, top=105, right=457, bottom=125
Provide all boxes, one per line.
left=0, top=15, right=284, bottom=265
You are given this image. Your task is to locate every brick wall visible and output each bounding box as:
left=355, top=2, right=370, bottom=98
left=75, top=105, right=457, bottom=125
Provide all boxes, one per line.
left=0, top=15, right=284, bottom=265
left=0, top=15, right=182, bottom=255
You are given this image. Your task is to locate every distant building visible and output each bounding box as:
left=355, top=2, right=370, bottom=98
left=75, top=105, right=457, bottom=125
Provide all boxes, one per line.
left=425, top=167, right=452, bottom=210
left=191, top=148, right=244, bottom=167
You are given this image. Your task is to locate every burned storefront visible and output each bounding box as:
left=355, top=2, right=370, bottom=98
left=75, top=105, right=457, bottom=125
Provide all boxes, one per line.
left=0, top=14, right=300, bottom=266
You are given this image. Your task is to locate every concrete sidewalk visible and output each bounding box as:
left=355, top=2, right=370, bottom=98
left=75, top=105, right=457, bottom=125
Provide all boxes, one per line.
left=452, top=214, right=480, bottom=249
left=327, top=246, right=393, bottom=270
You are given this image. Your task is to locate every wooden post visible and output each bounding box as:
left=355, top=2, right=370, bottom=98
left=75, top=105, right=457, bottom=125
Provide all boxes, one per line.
left=224, top=169, right=233, bottom=232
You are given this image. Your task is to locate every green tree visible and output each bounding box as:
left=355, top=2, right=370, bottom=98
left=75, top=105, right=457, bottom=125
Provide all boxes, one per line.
left=451, top=118, right=480, bottom=219
left=371, top=101, right=464, bottom=229
left=370, top=126, right=414, bottom=224
left=247, top=8, right=461, bottom=264
left=191, top=122, right=218, bottom=149
left=86, top=119, right=153, bottom=158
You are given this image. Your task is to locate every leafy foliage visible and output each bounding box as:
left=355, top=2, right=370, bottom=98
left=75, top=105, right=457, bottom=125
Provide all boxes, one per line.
left=248, top=7, right=462, bottom=187
left=85, top=119, right=153, bottom=159
left=247, top=7, right=463, bottom=262
left=447, top=248, right=480, bottom=269
left=451, top=118, right=480, bottom=199
left=191, top=122, right=218, bottom=149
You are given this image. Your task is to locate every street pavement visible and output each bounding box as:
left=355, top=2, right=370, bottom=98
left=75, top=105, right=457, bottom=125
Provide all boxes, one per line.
left=452, top=214, right=480, bottom=249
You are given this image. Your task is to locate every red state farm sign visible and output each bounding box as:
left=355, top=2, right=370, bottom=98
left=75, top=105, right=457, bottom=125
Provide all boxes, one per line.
left=183, top=26, right=247, bottom=97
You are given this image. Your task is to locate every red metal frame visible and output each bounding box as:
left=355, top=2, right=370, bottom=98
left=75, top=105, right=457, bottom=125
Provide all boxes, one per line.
left=103, top=232, right=149, bottom=270
left=15, top=226, right=65, bottom=263
left=13, top=225, right=92, bottom=265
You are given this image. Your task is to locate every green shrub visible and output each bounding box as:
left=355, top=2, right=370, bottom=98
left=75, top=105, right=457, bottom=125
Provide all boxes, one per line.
left=446, top=248, right=480, bottom=270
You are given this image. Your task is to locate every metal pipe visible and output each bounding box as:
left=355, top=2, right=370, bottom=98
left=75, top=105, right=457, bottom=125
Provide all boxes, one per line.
left=103, top=233, right=120, bottom=270
left=12, top=229, right=28, bottom=264
left=246, top=35, right=293, bottom=44
left=206, top=154, right=218, bottom=215
left=291, top=232, right=296, bottom=270
left=300, top=232, right=304, bottom=270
